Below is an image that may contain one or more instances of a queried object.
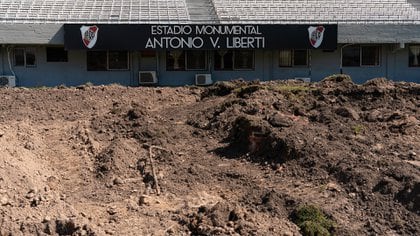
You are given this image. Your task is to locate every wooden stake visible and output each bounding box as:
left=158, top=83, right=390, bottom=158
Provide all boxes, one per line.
left=147, top=145, right=169, bottom=196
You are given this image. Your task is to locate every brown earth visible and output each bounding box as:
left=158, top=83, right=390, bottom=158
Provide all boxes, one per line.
left=0, top=77, right=419, bottom=236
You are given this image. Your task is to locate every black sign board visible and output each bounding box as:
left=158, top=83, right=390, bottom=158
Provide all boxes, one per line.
left=64, top=24, right=337, bottom=50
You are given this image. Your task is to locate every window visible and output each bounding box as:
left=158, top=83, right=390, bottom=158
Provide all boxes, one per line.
left=140, top=51, right=156, bottom=58
left=14, top=48, right=36, bottom=67
left=87, top=51, right=129, bottom=71
left=342, top=45, right=380, bottom=67
left=294, top=50, right=309, bottom=66
left=342, top=46, right=360, bottom=67
left=279, top=49, right=308, bottom=67
left=234, top=50, right=254, bottom=70
left=186, top=51, right=206, bottom=70
left=25, top=48, right=36, bottom=67
left=214, top=50, right=254, bottom=70
left=214, top=50, right=233, bottom=70
left=409, top=45, right=420, bottom=67
left=46, top=47, right=68, bottom=62
left=166, top=51, right=185, bottom=71
left=14, top=48, right=25, bottom=66
left=87, top=51, right=107, bottom=71
left=108, top=51, right=129, bottom=70
left=361, top=46, right=380, bottom=66
left=166, top=50, right=207, bottom=71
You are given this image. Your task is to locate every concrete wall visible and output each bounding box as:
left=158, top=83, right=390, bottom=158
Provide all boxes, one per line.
left=0, top=44, right=418, bottom=87
left=1, top=47, right=137, bottom=87
left=391, top=45, right=420, bottom=82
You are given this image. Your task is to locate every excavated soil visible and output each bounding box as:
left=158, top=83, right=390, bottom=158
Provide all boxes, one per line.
left=0, top=77, right=419, bottom=236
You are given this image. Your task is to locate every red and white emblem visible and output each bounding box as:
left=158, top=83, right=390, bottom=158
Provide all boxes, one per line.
left=80, top=25, right=99, bottom=49
left=308, top=26, right=325, bottom=48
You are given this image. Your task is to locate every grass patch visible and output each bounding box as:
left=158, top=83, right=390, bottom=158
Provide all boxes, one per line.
left=352, top=124, right=365, bottom=135
left=292, top=204, right=335, bottom=236
left=30, top=86, right=48, bottom=90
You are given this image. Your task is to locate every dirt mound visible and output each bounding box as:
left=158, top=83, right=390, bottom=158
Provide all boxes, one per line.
left=0, top=79, right=419, bottom=235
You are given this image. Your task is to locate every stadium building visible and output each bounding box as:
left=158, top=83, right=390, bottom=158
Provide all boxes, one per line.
left=0, top=0, right=419, bottom=87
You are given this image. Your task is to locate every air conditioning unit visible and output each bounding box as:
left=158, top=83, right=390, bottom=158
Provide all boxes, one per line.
left=195, top=74, right=213, bottom=86
left=294, top=77, right=311, bottom=83
left=0, top=75, right=16, bottom=87
left=139, top=71, right=158, bottom=84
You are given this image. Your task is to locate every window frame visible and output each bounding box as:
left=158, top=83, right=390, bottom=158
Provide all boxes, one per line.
left=278, top=49, right=309, bottom=67
left=342, top=45, right=381, bottom=67
left=408, top=44, right=420, bottom=67
left=86, top=51, right=107, bottom=71
left=214, top=50, right=234, bottom=71
left=213, top=50, right=255, bottom=71
left=166, top=50, right=186, bottom=71
left=107, top=51, right=130, bottom=71
left=361, top=46, right=381, bottom=67
left=86, top=50, right=130, bottom=71
left=166, top=50, right=208, bottom=71
left=14, top=48, right=37, bottom=68
left=233, top=50, right=255, bottom=71
left=13, top=48, right=25, bottom=67
left=185, top=50, right=207, bottom=71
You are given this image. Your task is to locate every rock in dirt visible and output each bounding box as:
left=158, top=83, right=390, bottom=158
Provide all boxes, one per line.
left=1, top=195, right=10, bottom=206
left=335, top=107, right=360, bottom=120
left=408, top=151, right=417, bottom=159
left=24, top=141, right=35, bottom=150
left=268, top=113, right=293, bottom=128
left=139, top=195, right=152, bottom=206
left=326, top=182, right=342, bottom=192
left=113, top=177, right=124, bottom=185
left=389, top=116, right=419, bottom=134
left=365, top=110, right=382, bottom=122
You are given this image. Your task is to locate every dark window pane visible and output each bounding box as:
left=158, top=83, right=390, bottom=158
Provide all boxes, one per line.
left=214, top=50, right=233, bottom=70
left=279, top=49, right=292, bottom=67
left=141, top=51, right=156, bottom=57
left=362, top=46, right=380, bottom=66
left=166, top=51, right=185, bottom=71
left=186, top=51, right=206, bottom=70
left=46, top=47, right=68, bottom=62
left=14, top=48, right=25, bottom=66
left=342, top=46, right=360, bottom=67
left=234, top=50, right=254, bottom=70
left=409, top=45, right=420, bottom=67
left=108, top=51, right=129, bottom=70
left=25, top=48, right=36, bottom=67
left=87, top=51, right=107, bottom=71
left=293, top=50, right=308, bottom=66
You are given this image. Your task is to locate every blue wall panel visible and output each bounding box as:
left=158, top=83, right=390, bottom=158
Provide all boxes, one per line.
left=311, top=49, right=341, bottom=81
left=6, top=48, right=136, bottom=87
left=392, top=47, right=420, bottom=83
left=1, top=44, right=418, bottom=87
left=339, top=46, right=387, bottom=84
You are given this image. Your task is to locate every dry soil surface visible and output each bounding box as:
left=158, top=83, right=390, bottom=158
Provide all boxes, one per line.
left=0, top=77, right=419, bottom=236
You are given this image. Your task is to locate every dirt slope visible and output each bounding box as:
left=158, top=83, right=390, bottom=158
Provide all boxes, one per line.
left=0, top=77, right=419, bottom=236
